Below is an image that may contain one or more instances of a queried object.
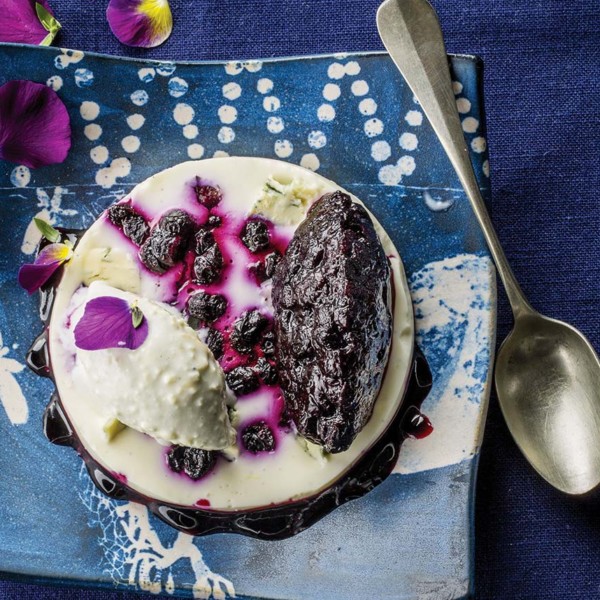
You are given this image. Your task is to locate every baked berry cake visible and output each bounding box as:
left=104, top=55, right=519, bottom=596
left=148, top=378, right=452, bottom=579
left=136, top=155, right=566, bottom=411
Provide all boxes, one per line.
left=24, top=157, right=431, bottom=539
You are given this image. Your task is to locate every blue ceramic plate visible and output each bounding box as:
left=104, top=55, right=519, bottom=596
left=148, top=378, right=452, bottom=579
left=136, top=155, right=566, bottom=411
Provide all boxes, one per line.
left=0, top=44, right=495, bottom=599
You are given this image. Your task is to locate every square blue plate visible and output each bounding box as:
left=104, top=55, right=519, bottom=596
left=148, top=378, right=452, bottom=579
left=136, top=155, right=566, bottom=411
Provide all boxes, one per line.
left=0, top=44, right=495, bottom=599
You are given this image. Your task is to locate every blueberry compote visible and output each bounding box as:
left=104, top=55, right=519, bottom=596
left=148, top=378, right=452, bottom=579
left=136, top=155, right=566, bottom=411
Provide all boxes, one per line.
left=273, top=192, right=393, bottom=453
left=28, top=158, right=432, bottom=540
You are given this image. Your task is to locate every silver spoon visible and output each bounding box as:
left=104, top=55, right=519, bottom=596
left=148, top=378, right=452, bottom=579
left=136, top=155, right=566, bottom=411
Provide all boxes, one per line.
left=377, top=0, right=600, bottom=494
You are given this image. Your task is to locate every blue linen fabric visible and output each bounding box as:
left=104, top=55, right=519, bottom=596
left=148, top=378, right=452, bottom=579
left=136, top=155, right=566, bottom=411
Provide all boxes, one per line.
left=1, top=0, right=598, bottom=599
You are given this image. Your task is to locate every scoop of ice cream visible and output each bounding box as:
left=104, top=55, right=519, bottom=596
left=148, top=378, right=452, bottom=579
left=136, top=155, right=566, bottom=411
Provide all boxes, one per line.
left=72, top=282, right=235, bottom=450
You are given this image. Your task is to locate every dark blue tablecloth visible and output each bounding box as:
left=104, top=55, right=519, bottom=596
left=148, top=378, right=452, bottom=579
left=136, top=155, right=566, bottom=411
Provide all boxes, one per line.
left=1, top=1, right=599, bottom=598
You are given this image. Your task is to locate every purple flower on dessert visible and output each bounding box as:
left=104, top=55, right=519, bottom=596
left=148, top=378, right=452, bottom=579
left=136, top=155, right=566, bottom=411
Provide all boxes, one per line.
left=18, top=217, right=71, bottom=294
left=0, top=80, right=71, bottom=168
left=106, top=0, right=172, bottom=48
left=0, top=1, right=61, bottom=46
left=18, top=241, right=72, bottom=294
left=74, top=297, right=148, bottom=351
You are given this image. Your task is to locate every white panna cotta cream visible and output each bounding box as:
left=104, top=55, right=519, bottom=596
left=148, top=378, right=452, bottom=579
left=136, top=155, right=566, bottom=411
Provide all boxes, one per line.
left=48, top=157, right=414, bottom=510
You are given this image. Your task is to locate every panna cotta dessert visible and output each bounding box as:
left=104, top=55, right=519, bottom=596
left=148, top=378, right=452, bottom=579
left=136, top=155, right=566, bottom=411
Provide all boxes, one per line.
left=25, top=157, right=432, bottom=538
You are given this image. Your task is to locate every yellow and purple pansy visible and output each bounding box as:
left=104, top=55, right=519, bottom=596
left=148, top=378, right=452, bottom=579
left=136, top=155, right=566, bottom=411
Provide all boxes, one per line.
left=17, top=219, right=72, bottom=294
left=106, top=0, right=173, bottom=48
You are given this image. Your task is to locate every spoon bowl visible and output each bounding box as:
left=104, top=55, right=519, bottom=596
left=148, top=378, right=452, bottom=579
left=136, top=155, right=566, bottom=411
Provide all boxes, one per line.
left=496, top=311, right=600, bottom=494
left=377, top=0, right=600, bottom=494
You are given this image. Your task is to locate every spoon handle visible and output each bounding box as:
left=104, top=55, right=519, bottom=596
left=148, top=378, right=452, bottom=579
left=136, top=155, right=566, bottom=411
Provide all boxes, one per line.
left=377, top=0, right=532, bottom=317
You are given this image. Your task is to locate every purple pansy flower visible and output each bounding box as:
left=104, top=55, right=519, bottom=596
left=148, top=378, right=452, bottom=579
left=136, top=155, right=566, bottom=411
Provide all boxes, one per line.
left=18, top=242, right=72, bottom=294
left=18, top=219, right=70, bottom=294
left=74, top=297, right=149, bottom=351
left=0, top=1, right=61, bottom=46
left=107, top=0, right=172, bottom=48
left=0, top=80, right=71, bottom=168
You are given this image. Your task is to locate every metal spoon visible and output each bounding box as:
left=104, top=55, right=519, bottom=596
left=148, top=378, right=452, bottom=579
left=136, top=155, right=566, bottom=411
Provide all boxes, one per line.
left=377, top=0, right=600, bottom=494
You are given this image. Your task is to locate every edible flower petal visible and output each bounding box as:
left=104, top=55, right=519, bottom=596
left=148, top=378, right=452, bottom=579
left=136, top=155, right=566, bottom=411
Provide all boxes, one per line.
left=0, top=80, right=71, bottom=169
left=106, top=0, right=172, bottom=48
left=0, top=1, right=61, bottom=46
left=74, top=296, right=148, bottom=351
left=18, top=242, right=72, bottom=294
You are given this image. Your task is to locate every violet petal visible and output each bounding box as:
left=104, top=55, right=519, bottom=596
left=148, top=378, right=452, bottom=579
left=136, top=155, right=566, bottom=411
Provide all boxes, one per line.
left=106, top=0, right=172, bottom=48
left=0, top=80, right=71, bottom=169
left=0, top=0, right=58, bottom=45
left=18, top=260, right=62, bottom=295
left=74, top=296, right=149, bottom=351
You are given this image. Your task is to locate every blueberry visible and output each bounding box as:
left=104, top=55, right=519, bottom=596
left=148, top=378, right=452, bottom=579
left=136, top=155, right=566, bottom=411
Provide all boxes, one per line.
left=166, top=445, right=186, bottom=472
left=253, top=357, right=278, bottom=385
left=194, top=182, right=222, bottom=209
left=139, top=238, right=167, bottom=274
left=242, top=421, right=276, bottom=453
left=264, top=251, right=282, bottom=279
left=124, top=218, right=150, bottom=247
left=241, top=220, right=270, bottom=253
left=195, top=227, right=215, bottom=254
left=261, top=330, right=277, bottom=358
left=249, top=250, right=282, bottom=283
left=193, top=245, right=223, bottom=284
left=182, top=447, right=216, bottom=480
left=107, top=204, right=149, bottom=246
left=107, top=204, right=133, bottom=227
left=230, top=310, right=269, bottom=354
left=205, top=328, right=224, bottom=360
left=207, top=215, right=222, bottom=228
left=138, top=209, right=195, bottom=272
left=148, top=229, right=186, bottom=267
left=187, top=291, right=227, bottom=324
left=226, top=366, right=259, bottom=396
left=159, top=209, right=195, bottom=237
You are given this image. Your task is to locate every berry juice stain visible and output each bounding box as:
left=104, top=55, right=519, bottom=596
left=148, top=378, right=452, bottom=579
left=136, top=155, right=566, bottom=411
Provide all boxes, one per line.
left=402, top=406, right=434, bottom=439
left=113, top=472, right=128, bottom=484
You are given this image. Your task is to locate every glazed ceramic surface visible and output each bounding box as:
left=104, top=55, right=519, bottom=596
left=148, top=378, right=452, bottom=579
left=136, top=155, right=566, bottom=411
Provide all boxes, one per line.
left=0, top=44, right=494, bottom=599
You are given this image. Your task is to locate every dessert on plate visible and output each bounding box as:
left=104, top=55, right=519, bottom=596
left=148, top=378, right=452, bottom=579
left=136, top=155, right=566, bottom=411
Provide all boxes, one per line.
left=24, top=157, right=431, bottom=538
